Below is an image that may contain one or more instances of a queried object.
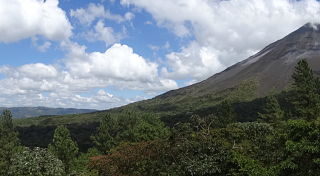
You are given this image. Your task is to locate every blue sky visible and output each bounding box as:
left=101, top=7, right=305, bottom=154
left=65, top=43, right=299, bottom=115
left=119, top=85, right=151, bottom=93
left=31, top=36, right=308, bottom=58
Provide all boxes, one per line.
left=0, top=0, right=319, bottom=109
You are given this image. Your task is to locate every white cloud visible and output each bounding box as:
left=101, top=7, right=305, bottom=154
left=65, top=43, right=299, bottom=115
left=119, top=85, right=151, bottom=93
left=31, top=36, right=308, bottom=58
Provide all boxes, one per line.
left=70, top=3, right=134, bottom=25
left=32, top=37, right=52, bottom=52
left=37, top=41, right=52, bottom=52
left=161, top=42, right=225, bottom=80
left=121, top=0, right=320, bottom=81
left=0, top=0, right=72, bottom=43
left=124, top=12, right=135, bottom=21
left=0, top=42, right=178, bottom=109
left=0, top=63, right=58, bottom=80
left=65, top=43, right=159, bottom=82
left=85, top=20, right=124, bottom=46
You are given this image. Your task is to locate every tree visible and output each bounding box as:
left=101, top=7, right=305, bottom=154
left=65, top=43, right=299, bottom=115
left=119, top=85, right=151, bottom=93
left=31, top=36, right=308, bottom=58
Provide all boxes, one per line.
left=129, top=113, right=170, bottom=142
left=0, top=110, right=20, bottom=176
left=226, top=122, right=278, bottom=176
left=48, top=125, right=79, bottom=175
left=73, top=148, right=100, bottom=176
left=8, top=147, right=65, bottom=176
left=90, top=141, right=169, bottom=176
left=91, top=114, right=116, bottom=154
left=291, top=59, right=320, bottom=120
left=258, top=95, right=284, bottom=123
left=116, top=112, right=170, bottom=143
left=279, top=120, right=320, bottom=175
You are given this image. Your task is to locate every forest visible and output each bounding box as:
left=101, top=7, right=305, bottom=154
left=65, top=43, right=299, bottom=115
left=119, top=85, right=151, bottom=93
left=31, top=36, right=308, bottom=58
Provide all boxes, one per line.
left=1, top=59, right=320, bottom=176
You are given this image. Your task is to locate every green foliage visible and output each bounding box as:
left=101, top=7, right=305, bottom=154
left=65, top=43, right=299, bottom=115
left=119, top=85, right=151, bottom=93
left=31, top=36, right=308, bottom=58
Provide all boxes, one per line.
left=91, top=114, right=116, bottom=154
left=258, top=95, right=284, bottom=123
left=176, top=133, right=232, bottom=176
left=225, top=122, right=279, bottom=175
left=48, top=125, right=79, bottom=175
left=127, top=112, right=170, bottom=142
left=291, top=59, right=320, bottom=120
left=228, top=78, right=258, bottom=103
left=0, top=110, right=20, bottom=176
left=229, top=122, right=273, bottom=145
left=280, top=119, right=320, bottom=175
left=72, top=148, right=100, bottom=176
left=8, top=147, right=64, bottom=176
left=94, top=111, right=170, bottom=145
left=231, top=152, right=276, bottom=176
left=1, top=110, right=14, bottom=130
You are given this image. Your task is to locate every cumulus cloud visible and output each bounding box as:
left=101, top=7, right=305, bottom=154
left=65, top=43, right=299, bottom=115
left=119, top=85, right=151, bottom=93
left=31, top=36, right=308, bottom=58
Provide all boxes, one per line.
left=121, top=0, right=320, bottom=81
left=0, top=42, right=178, bottom=109
left=65, top=43, right=157, bottom=81
left=0, top=63, right=58, bottom=80
left=64, top=42, right=177, bottom=91
left=161, top=42, right=225, bottom=80
left=0, top=0, right=72, bottom=43
left=85, top=20, right=124, bottom=46
left=70, top=3, right=134, bottom=25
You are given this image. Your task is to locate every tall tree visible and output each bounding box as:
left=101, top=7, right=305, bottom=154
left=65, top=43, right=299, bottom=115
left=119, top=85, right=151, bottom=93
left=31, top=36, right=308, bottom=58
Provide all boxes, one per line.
left=258, top=95, right=284, bottom=123
left=48, top=125, right=79, bottom=175
left=291, top=59, right=320, bottom=120
left=0, top=110, right=19, bottom=176
left=91, top=114, right=116, bottom=154
left=280, top=120, right=320, bottom=175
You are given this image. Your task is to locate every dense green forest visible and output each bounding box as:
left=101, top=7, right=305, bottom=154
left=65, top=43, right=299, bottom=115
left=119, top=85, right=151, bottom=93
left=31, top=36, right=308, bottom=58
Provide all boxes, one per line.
left=1, top=59, right=320, bottom=176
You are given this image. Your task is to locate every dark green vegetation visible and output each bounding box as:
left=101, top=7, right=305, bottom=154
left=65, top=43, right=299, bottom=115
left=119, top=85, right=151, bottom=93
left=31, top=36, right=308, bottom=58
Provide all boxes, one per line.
left=1, top=106, right=97, bottom=119
left=0, top=59, right=319, bottom=175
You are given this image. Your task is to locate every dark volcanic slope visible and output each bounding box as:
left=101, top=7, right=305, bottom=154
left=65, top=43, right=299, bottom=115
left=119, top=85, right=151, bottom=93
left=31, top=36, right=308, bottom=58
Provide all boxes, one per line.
left=158, top=23, right=320, bottom=99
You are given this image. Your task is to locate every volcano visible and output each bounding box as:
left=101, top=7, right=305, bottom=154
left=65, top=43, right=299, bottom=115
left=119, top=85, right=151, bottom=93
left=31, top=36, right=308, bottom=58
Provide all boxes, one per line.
left=121, top=23, right=320, bottom=114
left=158, top=23, right=320, bottom=99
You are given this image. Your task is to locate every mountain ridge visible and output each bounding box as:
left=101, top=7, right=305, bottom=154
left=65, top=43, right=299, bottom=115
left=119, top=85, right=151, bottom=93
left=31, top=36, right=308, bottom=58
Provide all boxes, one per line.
left=0, top=106, right=98, bottom=118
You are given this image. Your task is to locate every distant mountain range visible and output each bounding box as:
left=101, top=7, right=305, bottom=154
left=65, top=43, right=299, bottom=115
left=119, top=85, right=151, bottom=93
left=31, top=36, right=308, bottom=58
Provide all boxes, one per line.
left=0, top=107, right=97, bottom=118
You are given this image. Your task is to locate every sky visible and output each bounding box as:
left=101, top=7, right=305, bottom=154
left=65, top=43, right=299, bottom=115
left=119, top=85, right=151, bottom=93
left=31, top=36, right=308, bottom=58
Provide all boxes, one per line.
left=0, top=0, right=319, bottom=110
